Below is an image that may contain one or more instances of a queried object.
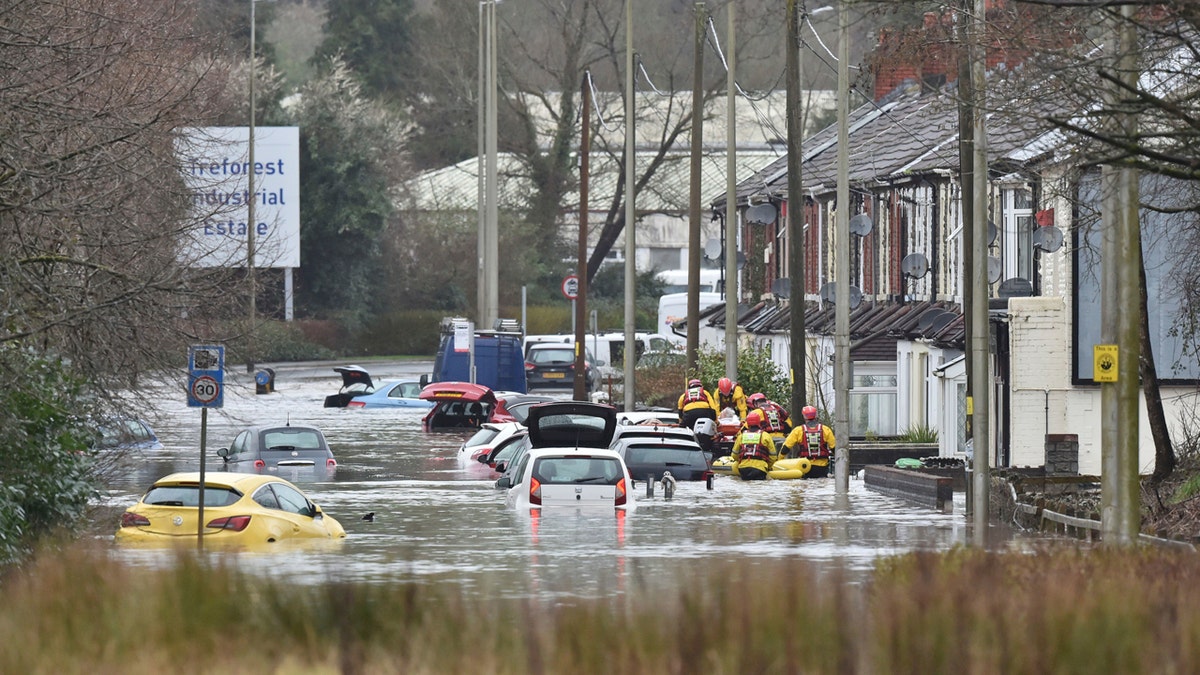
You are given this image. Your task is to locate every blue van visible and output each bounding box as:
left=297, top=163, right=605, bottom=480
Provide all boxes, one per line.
left=425, top=318, right=527, bottom=394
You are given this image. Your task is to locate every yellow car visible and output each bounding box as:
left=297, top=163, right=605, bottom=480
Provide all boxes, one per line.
left=115, top=472, right=346, bottom=545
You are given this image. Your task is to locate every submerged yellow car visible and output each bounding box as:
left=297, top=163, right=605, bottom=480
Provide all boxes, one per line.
left=115, top=472, right=346, bottom=545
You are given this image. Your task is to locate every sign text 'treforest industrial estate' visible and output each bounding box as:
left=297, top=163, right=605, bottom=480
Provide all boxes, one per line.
left=177, top=127, right=301, bottom=269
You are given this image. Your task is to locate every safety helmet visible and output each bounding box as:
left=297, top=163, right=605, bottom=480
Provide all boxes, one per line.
left=688, top=378, right=702, bottom=388
left=802, top=405, right=818, bottom=421
left=747, top=392, right=766, bottom=407
left=718, top=377, right=733, bottom=395
left=745, top=410, right=763, bottom=428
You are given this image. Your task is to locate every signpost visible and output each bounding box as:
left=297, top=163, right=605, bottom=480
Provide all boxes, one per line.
left=187, top=345, right=225, bottom=545
left=561, top=274, right=579, bottom=300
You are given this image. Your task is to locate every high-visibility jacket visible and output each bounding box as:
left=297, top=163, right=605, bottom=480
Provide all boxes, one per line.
left=783, top=422, right=836, bottom=459
left=711, top=384, right=748, bottom=421
left=731, top=429, right=778, bottom=474
left=678, top=386, right=718, bottom=415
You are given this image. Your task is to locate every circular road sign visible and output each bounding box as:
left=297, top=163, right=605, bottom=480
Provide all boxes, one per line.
left=561, top=274, right=579, bottom=300
left=191, top=375, right=221, bottom=404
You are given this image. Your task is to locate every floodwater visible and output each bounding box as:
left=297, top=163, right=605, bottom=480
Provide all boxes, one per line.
left=100, top=359, right=1051, bottom=601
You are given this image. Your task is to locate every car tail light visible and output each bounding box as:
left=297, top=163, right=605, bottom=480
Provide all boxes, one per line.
left=254, top=459, right=266, bottom=470
left=529, top=477, right=542, bottom=505
left=614, top=477, right=628, bottom=506
left=347, top=400, right=365, bottom=408
left=525, top=362, right=535, bottom=371
left=207, top=515, right=252, bottom=531
left=120, top=512, right=150, bottom=528
left=327, top=458, right=337, bottom=467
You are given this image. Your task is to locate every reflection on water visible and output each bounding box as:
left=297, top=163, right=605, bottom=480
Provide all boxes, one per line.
left=102, top=361, right=1054, bottom=601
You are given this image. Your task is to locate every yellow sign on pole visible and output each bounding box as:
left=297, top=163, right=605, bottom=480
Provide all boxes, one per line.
left=1094, top=344, right=1118, bottom=382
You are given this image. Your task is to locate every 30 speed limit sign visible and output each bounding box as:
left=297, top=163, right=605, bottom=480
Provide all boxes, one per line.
left=190, top=375, right=221, bottom=405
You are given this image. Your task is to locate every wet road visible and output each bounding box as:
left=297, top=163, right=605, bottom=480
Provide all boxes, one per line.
left=101, top=359, right=1048, bottom=600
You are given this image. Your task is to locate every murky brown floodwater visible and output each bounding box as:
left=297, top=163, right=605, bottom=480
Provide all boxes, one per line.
left=99, top=360, right=1056, bottom=601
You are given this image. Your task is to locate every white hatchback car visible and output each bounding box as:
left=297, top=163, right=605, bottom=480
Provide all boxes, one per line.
left=503, top=401, right=636, bottom=512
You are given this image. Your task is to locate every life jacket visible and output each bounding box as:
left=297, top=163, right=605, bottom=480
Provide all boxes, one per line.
left=798, top=422, right=830, bottom=459
left=738, top=431, right=770, bottom=462
left=761, top=405, right=785, bottom=433
left=685, top=385, right=706, bottom=404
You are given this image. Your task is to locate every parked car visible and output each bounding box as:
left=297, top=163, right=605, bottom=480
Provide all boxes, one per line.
left=95, top=417, right=163, bottom=452
left=345, top=379, right=434, bottom=410
left=324, top=365, right=374, bottom=408
left=115, top=472, right=345, bottom=545
left=616, top=409, right=681, bottom=426
left=420, top=381, right=499, bottom=430
left=500, top=401, right=635, bottom=512
left=612, top=436, right=711, bottom=483
left=216, top=424, right=337, bottom=477
left=524, top=343, right=601, bottom=393
left=458, top=422, right=527, bottom=464
left=610, top=422, right=697, bottom=447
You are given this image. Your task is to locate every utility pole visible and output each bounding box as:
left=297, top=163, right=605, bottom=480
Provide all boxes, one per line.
left=786, top=0, right=806, bottom=413
left=969, top=0, right=991, bottom=537
left=623, top=0, right=636, bottom=412
left=477, top=1, right=486, bottom=330
left=688, top=2, right=706, bottom=374
left=833, top=0, right=850, bottom=494
left=575, top=73, right=592, bottom=402
left=1101, top=4, right=1141, bottom=545
left=484, top=0, right=499, bottom=329
left=956, top=0, right=976, bottom=515
left=724, top=3, right=737, bottom=379
left=246, top=0, right=258, bottom=373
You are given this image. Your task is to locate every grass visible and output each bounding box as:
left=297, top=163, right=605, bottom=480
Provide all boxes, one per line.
left=6, top=543, right=1200, bottom=673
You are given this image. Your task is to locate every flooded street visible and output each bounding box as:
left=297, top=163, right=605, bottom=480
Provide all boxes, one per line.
left=101, top=360, right=1049, bottom=601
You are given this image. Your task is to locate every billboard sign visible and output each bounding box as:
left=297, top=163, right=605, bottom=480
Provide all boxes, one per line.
left=177, top=126, right=301, bottom=268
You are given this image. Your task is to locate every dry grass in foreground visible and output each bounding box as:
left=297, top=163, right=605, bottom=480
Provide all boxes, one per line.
left=3, top=543, right=1200, bottom=674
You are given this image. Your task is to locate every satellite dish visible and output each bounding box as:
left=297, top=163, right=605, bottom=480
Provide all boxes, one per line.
left=1032, top=226, right=1063, bottom=253
left=771, top=278, right=791, bottom=298
left=916, top=308, right=945, bottom=333
left=987, top=256, right=1002, bottom=284
left=998, top=277, right=1034, bottom=298
left=928, top=311, right=956, bottom=334
left=849, top=213, right=874, bottom=237
left=901, top=252, right=929, bottom=279
left=988, top=220, right=998, bottom=245
left=849, top=285, right=863, bottom=310
left=817, top=282, right=861, bottom=309
left=745, top=203, right=778, bottom=226
left=703, top=237, right=722, bottom=260
left=819, top=282, right=836, bottom=306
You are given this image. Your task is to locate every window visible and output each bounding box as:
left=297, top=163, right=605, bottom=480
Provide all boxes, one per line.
left=1002, top=186, right=1035, bottom=284
left=269, top=483, right=312, bottom=515
left=229, top=431, right=250, bottom=458
left=849, top=369, right=898, bottom=437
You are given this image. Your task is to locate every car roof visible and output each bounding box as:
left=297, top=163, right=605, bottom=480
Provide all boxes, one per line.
left=240, top=424, right=325, bottom=435
left=526, top=447, right=624, bottom=461
left=525, top=401, right=617, bottom=448
left=148, top=471, right=284, bottom=492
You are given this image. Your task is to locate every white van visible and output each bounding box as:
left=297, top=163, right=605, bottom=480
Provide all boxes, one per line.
left=522, top=332, right=673, bottom=379
left=657, top=292, right=722, bottom=345
left=655, top=269, right=721, bottom=294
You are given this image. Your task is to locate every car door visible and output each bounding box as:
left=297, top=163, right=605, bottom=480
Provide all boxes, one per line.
left=253, top=482, right=329, bottom=539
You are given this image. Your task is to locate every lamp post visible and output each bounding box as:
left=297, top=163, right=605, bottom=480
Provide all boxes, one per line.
left=246, top=0, right=258, bottom=373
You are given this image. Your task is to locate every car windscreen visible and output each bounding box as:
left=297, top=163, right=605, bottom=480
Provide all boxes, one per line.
left=262, top=429, right=324, bottom=451
left=532, top=456, right=623, bottom=485
left=142, top=485, right=241, bottom=507
left=625, top=445, right=707, bottom=468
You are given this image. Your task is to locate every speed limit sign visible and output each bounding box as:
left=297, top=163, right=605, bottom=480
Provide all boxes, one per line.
left=189, top=375, right=221, bottom=406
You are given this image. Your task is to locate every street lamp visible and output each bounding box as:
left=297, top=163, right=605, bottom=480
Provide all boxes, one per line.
left=246, top=0, right=261, bottom=373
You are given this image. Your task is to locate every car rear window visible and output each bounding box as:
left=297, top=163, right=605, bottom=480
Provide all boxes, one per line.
left=529, top=348, right=574, bottom=365
left=143, top=485, right=241, bottom=507
left=262, top=429, right=324, bottom=450
left=466, top=427, right=501, bottom=446
left=625, top=445, right=707, bottom=467
left=533, top=456, right=623, bottom=485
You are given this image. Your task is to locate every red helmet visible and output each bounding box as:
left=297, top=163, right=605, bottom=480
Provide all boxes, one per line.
left=718, top=377, right=733, bottom=395
left=688, top=378, right=702, bottom=388
left=747, top=392, right=766, bottom=407
left=745, top=410, right=763, bottom=427
left=802, top=405, right=818, bottom=421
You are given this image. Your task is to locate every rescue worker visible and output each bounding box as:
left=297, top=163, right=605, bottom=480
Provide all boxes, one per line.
left=677, top=378, right=718, bottom=431
left=746, top=392, right=792, bottom=439
left=730, top=410, right=778, bottom=481
left=711, top=377, right=748, bottom=422
left=782, top=405, right=836, bottom=478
